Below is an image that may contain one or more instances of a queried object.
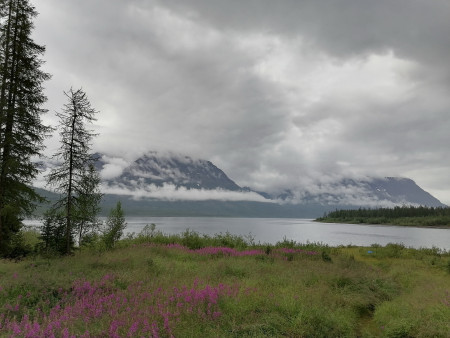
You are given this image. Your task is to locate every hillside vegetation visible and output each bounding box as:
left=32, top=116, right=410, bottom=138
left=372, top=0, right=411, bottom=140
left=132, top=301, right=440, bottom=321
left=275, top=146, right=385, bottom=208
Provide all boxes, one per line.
left=316, top=206, right=450, bottom=227
left=1, top=227, right=449, bottom=337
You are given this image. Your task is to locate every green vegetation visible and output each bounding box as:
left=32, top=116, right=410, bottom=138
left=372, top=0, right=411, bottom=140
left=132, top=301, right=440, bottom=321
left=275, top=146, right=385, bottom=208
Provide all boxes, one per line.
left=1, top=227, right=449, bottom=337
left=101, top=201, right=127, bottom=249
left=0, top=0, right=51, bottom=256
left=46, top=88, right=101, bottom=255
left=317, top=206, right=450, bottom=227
left=0, top=1, right=103, bottom=258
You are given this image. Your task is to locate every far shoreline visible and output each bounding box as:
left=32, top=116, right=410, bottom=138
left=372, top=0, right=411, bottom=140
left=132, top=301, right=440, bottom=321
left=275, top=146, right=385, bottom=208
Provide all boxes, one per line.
left=315, top=219, right=450, bottom=230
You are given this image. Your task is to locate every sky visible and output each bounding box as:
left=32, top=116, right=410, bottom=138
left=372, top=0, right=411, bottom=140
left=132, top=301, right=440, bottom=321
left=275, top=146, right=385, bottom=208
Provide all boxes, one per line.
left=31, top=0, right=450, bottom=204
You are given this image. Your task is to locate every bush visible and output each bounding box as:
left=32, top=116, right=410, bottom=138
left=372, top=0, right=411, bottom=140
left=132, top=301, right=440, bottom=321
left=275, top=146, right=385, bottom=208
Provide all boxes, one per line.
left=139, top=223, right=157, bottom=238
left=39, top=209, right=71, bottom=256
left=102, top=201, right=127, bottom=249
left=1, top=232, right=32, bottom=259
left=181, top=229, right=203, bottom=249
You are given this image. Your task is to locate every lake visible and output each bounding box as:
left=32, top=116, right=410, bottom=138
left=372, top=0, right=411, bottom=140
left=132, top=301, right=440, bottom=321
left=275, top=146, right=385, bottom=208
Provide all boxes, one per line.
left=125, top=217, right=449, bottom=250
left=25, top=217, right=450, bottom=250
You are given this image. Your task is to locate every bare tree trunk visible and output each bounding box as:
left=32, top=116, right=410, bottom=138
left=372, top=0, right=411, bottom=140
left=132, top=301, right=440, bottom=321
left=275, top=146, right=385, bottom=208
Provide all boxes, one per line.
left=66, top=98, right=77, bottom=254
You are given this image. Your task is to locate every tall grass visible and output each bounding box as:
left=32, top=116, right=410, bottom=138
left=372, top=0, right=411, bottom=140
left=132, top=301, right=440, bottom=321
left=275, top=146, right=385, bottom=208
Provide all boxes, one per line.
left=1, top=227, right=449, bottom=337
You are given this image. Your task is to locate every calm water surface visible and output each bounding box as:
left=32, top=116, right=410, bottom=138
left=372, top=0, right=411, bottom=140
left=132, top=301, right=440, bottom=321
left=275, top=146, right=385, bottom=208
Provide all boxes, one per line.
left=25, top=217, right=449, bottom=250
left=124, top=217, right=450, bottom=250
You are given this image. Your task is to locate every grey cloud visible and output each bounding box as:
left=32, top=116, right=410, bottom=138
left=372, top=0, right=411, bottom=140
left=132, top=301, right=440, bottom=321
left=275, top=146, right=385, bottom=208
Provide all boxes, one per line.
left=100, top=156, right=130, bottom=180
left=32, top=0, right=450, bottom=204
left=102, top=184, right=270, bottom=203
left=160, top=1, right=450, bottom=64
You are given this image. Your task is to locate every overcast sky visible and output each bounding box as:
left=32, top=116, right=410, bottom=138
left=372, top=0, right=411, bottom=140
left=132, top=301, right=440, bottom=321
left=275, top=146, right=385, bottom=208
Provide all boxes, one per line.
left=32, top=0, right=450, bottom=204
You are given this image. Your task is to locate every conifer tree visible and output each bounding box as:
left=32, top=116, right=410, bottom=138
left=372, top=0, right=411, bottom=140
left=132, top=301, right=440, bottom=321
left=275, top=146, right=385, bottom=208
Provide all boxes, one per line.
left=47, top=88, right=98, bottom=254
left=40, top=208, right=66, bottom=255
left=75, top=163, right=102, bottom=247
left=102, top=201, right=126, bottom=249
left=0, top=0, right=50, bottom=254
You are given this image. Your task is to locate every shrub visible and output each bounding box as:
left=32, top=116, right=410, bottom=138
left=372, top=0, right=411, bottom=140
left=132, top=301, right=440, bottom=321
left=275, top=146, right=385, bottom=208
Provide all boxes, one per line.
left=102, top=202, right=127, bottom=249
left=181, top=229, right=203, bottom=249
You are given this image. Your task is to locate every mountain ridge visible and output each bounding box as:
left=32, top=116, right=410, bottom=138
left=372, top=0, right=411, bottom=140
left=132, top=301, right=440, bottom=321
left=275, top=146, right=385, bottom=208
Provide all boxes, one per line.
left=34, top=152, right=446, bottom=217
left=98, top=152, right=445, bottom=206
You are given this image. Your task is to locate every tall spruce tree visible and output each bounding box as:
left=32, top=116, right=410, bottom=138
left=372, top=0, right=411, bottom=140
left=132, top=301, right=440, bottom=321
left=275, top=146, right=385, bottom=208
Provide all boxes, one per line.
left=0, top=0, right=50, bottom=254
left=47, top=88, right=98, bottom=255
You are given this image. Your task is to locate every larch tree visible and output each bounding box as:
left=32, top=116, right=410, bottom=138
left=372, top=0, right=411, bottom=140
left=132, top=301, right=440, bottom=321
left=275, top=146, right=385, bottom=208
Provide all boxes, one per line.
left=46, top=88, right=99, bottom=255
left=0, top=0, right=50, bottom=255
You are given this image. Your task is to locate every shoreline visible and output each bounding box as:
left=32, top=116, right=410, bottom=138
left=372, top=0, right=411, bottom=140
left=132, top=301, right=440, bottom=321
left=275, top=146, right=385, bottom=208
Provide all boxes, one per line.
left=315, top=219, right=450, bottom=230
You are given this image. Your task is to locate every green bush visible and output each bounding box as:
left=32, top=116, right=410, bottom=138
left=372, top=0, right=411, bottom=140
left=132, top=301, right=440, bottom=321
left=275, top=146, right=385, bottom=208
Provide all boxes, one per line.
left=102, top=201, right=127, bottom=249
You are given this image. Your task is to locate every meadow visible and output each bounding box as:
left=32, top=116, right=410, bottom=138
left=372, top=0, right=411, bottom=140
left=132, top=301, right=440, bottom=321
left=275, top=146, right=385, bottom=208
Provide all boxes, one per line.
left=0, top=227, right=449, bottom=337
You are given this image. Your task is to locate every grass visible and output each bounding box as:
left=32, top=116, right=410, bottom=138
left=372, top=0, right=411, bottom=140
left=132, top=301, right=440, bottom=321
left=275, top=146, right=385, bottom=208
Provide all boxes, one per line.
left=0, top=229, right=449, bottom=337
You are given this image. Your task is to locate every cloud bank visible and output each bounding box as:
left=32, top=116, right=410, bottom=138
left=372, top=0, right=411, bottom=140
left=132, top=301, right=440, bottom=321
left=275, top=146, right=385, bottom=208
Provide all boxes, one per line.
left=32, top=0, right=450, bottom=204
left=102, top=184, right=270, bottom=203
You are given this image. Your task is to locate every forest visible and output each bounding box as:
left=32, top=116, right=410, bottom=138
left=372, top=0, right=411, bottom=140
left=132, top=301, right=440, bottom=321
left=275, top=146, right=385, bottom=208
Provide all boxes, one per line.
left=0, top=0, right=116, bottom=258
left=316, top=205, right=450, bottom=227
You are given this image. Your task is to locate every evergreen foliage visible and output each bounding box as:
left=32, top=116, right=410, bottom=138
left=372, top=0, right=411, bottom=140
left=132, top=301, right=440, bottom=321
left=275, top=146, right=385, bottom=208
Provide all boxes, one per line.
left=39, top=208, right=68, bottom=255
left=102, top=201, right=126, bottom=249
left=46, top=88, right=99, bottom=255
left=75, top=163, right=103, bottom=247
left=0, top=0, right=50, bottom=255
left=317, top=205, right=450, bottom=227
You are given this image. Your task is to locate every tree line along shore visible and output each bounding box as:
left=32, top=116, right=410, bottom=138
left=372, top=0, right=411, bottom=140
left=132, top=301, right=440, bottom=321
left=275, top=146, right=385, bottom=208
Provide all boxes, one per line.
left=316, top=205, right=450, bottom=228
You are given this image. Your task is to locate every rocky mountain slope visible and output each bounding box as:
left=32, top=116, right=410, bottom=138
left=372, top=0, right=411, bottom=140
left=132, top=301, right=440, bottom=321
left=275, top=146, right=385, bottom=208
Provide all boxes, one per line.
left=97, top=152, right=242, bottom=192
left=275, top=177, right=445, bottom=208
left=98, top=152, right=445, bottom=206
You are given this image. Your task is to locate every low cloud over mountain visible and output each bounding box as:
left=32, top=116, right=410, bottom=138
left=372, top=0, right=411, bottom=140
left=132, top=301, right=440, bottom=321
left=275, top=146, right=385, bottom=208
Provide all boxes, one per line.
left=94, top=152, right=445, bottom=208
left=34, top=152, right=446, bottom=217
left=34, top=0, right=450, bottom=206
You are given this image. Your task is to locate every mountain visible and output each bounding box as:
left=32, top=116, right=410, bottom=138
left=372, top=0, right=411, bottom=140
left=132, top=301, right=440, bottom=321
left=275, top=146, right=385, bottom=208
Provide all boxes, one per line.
left=98, top=152, right=242, bottom=192
left=34, top=152, right=446, bottom=217
left=366, top=177, right=445, bottom=206
left=274, top=177, right=446, bottom=208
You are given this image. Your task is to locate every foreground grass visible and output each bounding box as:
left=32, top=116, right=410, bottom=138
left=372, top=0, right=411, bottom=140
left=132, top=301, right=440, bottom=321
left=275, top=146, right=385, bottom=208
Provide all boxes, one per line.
left=0, top=231, right=449, bottom=337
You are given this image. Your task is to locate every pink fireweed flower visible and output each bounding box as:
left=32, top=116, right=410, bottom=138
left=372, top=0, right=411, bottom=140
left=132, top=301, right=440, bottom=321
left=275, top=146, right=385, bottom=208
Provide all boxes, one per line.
left=128, top=321, right=139, bottom=336
left=166, top=243, right=188, bottom=250
left=1, top=275, right=241, bottom=337
left=151, top=322, right=160, bottom=337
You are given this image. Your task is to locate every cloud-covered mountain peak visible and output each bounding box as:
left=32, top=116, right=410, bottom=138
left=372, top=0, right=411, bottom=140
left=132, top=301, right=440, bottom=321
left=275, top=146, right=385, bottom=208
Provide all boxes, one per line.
left=94, top=152, right=446, bottom=207
left=275, top=177, right=446, bottom=208
left=99, top=152, right=242, bottom=192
